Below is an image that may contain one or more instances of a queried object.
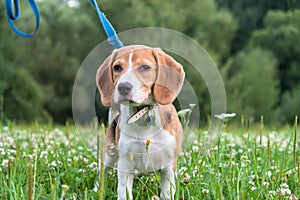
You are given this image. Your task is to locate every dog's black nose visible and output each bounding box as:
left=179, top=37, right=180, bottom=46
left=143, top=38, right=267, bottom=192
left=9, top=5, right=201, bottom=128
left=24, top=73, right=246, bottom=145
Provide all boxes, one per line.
left=118, top=82, right=133, bottom=96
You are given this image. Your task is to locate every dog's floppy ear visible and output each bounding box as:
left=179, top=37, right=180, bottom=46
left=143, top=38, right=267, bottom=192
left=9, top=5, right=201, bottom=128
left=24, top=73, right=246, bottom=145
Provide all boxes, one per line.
left=96, top=50, right=118, bottom=106
left=152, top=49, right=185, bottom=105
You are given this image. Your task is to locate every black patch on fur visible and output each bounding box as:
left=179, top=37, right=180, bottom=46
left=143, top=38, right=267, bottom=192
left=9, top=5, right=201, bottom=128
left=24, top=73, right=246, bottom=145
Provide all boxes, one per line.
left=106, top=115, right=119, bottom=141
left=165, top=112, right=172, bottom=124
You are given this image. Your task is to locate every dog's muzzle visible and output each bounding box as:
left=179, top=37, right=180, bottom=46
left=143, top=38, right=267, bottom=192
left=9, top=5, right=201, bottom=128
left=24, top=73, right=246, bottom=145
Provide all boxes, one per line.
left=118, top=82, right=133, bottom=96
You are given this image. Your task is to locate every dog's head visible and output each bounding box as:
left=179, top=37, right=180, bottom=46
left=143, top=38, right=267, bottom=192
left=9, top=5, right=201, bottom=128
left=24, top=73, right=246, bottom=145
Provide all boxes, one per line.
left=96, top=45, right=185, bottom=106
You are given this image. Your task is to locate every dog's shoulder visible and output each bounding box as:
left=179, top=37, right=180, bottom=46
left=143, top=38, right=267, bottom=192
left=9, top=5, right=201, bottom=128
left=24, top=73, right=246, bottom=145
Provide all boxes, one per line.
left=105, top=115, right=120, bottom=151
left=159, top=104, right=182, bottom=134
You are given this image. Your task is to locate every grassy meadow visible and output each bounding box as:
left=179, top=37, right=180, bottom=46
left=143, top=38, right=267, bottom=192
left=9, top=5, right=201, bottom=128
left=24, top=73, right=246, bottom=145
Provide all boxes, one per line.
left=0, top=119, right=299, bottom=200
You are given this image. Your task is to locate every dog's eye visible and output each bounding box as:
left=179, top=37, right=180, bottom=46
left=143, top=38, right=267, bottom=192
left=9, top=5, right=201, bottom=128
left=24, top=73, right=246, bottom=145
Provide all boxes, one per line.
left=113, top=65, right=122, bottom=72
left=139, top=65, right=151, bottom=72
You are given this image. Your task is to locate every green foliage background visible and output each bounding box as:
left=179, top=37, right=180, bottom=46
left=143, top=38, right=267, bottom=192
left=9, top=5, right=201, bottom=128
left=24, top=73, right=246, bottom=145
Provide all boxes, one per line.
left=0, top=0, right=299, bottom=124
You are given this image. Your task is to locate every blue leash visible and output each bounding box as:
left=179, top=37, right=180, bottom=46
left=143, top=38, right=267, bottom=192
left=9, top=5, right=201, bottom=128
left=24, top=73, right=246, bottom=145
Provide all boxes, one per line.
left=4, top=0, right=123, bottom=49
left=4, top=0, right=40, bottom=38
left=89, top=0, right=123, bottom=49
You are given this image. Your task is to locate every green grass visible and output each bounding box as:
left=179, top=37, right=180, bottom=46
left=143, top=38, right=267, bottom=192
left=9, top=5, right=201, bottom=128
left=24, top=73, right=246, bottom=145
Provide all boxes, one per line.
left=0, top=122, right=299, bottom=200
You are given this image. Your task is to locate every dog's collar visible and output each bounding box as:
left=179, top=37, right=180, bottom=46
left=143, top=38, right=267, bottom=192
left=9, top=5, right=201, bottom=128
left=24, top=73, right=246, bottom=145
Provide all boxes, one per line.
left=127, top=105, right=156, bottom=126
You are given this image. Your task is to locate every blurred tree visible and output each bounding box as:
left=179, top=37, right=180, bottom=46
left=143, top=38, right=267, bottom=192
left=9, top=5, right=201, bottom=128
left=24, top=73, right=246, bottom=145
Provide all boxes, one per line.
left=181, top=0, right=238, bottom=64
left=21, top=0, right=101, bottom=123
left=0, top=64, right=48, bottom=123
left=278, top=84, right=300, bottom=124
left=222, top=48, right=279, bottom=121
left=0, top=4, right=48, bottom=123
left=250, top=9, right=300, bottom=93
left=215, top=0, right=296, bottom=54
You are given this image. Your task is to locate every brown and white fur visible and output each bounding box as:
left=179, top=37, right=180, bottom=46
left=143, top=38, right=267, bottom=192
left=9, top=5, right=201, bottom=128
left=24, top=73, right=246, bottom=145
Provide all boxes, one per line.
left=96, top=45, right=185, bottom=200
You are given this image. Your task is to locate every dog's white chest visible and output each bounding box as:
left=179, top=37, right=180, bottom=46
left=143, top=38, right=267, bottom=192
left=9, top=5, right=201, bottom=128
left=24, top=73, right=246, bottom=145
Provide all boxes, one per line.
left=117, top=109, right=176, bottom=173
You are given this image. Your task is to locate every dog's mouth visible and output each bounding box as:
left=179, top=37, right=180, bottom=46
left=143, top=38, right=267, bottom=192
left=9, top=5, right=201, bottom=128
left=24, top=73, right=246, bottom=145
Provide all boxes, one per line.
left=117, top=98, right=140, bottom=106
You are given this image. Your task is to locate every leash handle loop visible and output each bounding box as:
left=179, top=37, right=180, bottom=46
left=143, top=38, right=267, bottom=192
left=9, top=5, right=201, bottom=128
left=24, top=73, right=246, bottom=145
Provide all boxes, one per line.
left=89, top=0, right=123, bottom=49
left=5, top=0, right=40, bottom=38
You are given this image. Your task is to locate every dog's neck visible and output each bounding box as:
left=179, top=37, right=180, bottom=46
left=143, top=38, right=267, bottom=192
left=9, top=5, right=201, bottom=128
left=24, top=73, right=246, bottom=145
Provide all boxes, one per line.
left=123, top=96, right=157, bottom=127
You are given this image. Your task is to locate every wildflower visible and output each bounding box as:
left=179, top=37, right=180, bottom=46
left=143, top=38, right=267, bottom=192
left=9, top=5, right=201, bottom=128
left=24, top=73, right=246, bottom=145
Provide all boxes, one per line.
left=280, top=183, right=289, bottom=188
left=251, top=186, right=257, bottom=191
left=249, top=181, right=255, bottom=186
left=145, top=139, right=151, bottom=152
left=266, top=171, right=272, bottom=178
left=6, top=137, right=15, bottom=147
left=129, top=152, right=134, bottom=162
left=179, top=167, right=187, bottom=175
left=268, top=190, right=276, bottom=196
left=263, top=182, right=269, bottom=187
left=1, top=159, right=9, bottom=168
left=50, top=161, right=57, bottom=168
left=257, top=157, right=262, bottom=161
left=78, top=146, right=84, bottom=151
left=67, top=158, right=72, bottom=166
left=289, top=194, right=297, bottom=200
left=40, top=151, right=48, bottom=159
left=182, top=177, right=190, bottom=184
left=201, top=189, right=209, bottom=194
left=3, top=126, right=8, bottom=132
left=61, top=184, right=69, bottom=191
left=192, top=145, right=199, bottom=153
left=83, top=156, right=88, bottom=164
left=214, top=113, right=236, bottom=121
left=151, top=195, right=160, bottom=200
left=74, top=156, right=79, bottom=161
left=277, top=183, right=291, bottom=197
left=0, top=148, right=4, bottom=156
left=178, top=109, right=192, bottom=117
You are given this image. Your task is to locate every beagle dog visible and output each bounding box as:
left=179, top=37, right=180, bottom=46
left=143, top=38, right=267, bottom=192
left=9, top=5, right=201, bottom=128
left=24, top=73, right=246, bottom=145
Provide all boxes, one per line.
left=96, top=45, right=185, bottom=200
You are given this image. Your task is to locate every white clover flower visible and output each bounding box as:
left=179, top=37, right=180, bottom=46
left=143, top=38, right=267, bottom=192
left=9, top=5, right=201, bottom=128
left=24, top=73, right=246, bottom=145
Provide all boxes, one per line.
left=278, top=188, right=291, bottom=196
left=88, top=162, right=97, bottom=169
left=61, top=184, right=69, bottom=191
left=0, top=148, right=4, bottom=155
left=6, top=137, right=15, bottom=146
left=277, top=183, right=291, bottom=197
left=280, top=183, right=289, bottom=188
left=74, top=156, right=79, bottom=162
left=1, top=159, right=9, bottom=168
left=266, top=171, right=272, bottom=178
left=251, top=186, right=257, bottom=191
left=151, top=195, right=160, bottom=200
left=249, top=181, right=255, bottom=186
left=40, top=151, right=48, bottom=159
left=192, top=145, right=199, bottom=153
left=257, top=157, right=262, bottom=161
left=83, top=156, right=89, bottom=165
left=179, top=167, right=187, bottom=175
left=201, top=189, right=209, bottom=194
left=78, top=146, right=84, bottom=151
left=27, top=154, right=33, bottom=160
left=50, top=161, right=57, bottom=168
left=263, top=182, right=270, bottom=187
left=3, top=126, right=9, bottom=132
left=268, top=190, right=276, bottom=196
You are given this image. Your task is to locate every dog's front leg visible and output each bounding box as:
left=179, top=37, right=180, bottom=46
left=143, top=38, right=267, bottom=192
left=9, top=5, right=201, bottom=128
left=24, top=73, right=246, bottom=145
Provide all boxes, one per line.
left=117, top=171, right=134, bottom=200
left=160, top=165, right=175, bottom=200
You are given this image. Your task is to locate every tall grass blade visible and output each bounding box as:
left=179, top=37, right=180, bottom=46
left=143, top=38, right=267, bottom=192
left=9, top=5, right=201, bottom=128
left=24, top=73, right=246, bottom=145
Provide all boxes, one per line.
left=97, top=123, right=106, bottom=200
left=27, top=161, right=33, bottom=200
left=294, top=115, right=298, bottom=168
left=260, top=116, right=263, bottom=147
